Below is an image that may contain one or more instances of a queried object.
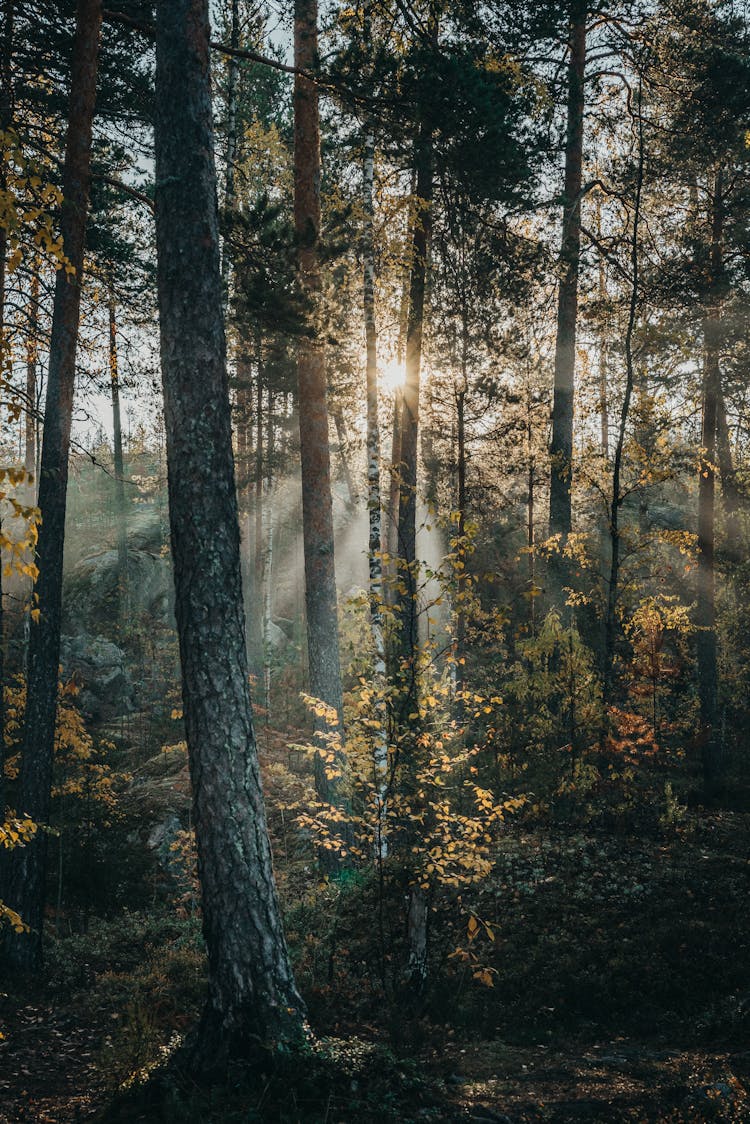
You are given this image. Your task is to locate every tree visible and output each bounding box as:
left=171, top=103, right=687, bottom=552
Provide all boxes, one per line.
left=294, top=0, right=347, bottom=808
left=549, top=0, right=586, bottom=567
left=153, top=0, right=306, bottom=1060
left=4, top=0, right=102, bottom=974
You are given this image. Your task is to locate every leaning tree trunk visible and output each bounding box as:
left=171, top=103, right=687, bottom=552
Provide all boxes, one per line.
left=294, top=0, right=347, bottom=806
left=697, top=171, right=724, bottom=796
left=3, top=0, right=102, bottom=975
left=153, top=0, right=305, bottom=1059
left=548, top=0, right=586, bottom=572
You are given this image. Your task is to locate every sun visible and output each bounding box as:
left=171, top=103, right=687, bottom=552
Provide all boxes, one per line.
left=381, top=358, right=405, bottom=393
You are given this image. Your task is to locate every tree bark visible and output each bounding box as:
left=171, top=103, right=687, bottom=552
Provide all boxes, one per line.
left=697, top=171, right=723, bottom=795
left=362, top=122, right=388, bottom=858
left=220, top=0, right=240, bottom=308
left=602, top=82, right=644, bottom=722
left=395, top=120, right=433, bottom=694
left=25, top=261, right=39, bottom=488
left=153, top=0, right=305, bottom=1057
left=549, top=0, right=586, bottom=555
left=108, top=283, right=128, bottom=621
left=3, top=0, right=102, bottom=974
left=294, top=0, right=346, bottom=801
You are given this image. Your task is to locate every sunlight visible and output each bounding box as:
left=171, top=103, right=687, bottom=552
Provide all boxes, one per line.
left=380, top=358, right=406, bottom=393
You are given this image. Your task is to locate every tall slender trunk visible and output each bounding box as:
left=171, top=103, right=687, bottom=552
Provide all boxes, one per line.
left=0, top=0, right=11, bottom=825
left=454, top=312, right=468, bottom=707
left=385, top=385, right=402, bottom=608
left=220, top=0, right=240, bottom=308
left=261, top=386, right=274, bottom=713
left=549, top=0, right=586, bottom=557
left=25, top=261, right=39, bottom=489
left=108, top=284, right=128, bottom=621
left=333, top=405, right=357, bottom=508
left=697, top=171, right=724, bottom=795
left=3, top=0, right=102, bottom=974
left=716, top=382, right=741, bottom=557
left=397, top=33, right=436, bottom=993
left=602, top=80, right=644, bottom=719
left=153, top=0, right=305, bottom=1058
left=294, top=0, right=346, bottom=802
left=362, top=122, right=388, bottom=858
left=396, top=119, right=433, bottom=693
left=252, top=336, right=264, bottom=677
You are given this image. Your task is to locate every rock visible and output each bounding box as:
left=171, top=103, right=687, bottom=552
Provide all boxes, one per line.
left=60, top=632, right=135, bottom=720
left=64, top=541, right=172, bottom=635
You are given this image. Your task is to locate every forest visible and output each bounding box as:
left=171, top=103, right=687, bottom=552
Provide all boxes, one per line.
left=1, top=0, right=750, bottom=1120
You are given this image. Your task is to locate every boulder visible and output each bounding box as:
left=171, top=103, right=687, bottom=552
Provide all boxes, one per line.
left=60, top=632, right=135, bottom=720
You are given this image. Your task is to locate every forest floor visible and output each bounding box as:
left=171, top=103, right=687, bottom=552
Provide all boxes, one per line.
left=2, top=729, right=750, bottom=1123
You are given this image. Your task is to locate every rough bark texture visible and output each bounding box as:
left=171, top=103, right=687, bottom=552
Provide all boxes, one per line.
left=153, top=0, right=305, bottom=1057
left=362, top=123, right=388, bottom=857
left=602, top=82, right=643, bottom=718
left=3, top=0, right=101, bottom=975
left=220, top=0, right=240, bottom=307
left=549, top=1, right=586, bottom=550
left=25, top=262, right=38, bottom=484
left=294, top=0, right=345, bottom=783
left=697, top=173, right=724, bottom=794
left=108, top=286, right=128, bottom=619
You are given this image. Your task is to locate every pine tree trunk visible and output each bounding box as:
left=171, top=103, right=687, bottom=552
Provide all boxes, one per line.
left=602, top=81, right=644, bottom=721
left=697, top=172, right=724, bottom=795
left=549, top=0, right=586, bottom=551
left=294, top=0, right=346, bottom=800
left=395, top=121, right=433, bottom=694
left=153, top=0, right=305, bottom=1059
left=261, top=388, right=274, bottom=714
left=3, top=0, right=102, bottom=975
left=108, top=284, right=128, bottom=621
left=362, top=124, right=388, bottom=858
left=25, top=261, right=38, bottom=489
left=716, top=382, right=742, bottom=558
left=385, top=386, right=402, bottom=609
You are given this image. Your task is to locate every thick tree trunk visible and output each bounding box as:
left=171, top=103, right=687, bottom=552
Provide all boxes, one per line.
left=294, top=0, right=346, bottom=801
left=108, top=285, right=128, bottom=621
left=697, top=172, right=724, bottom=795
left=153, top=0, right=305, bottom=1058
left=549, top=1, right=586, bottom=554
left=3, top=0, right=102, bottom=975
left=362, top=123, right=388, bottom=858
